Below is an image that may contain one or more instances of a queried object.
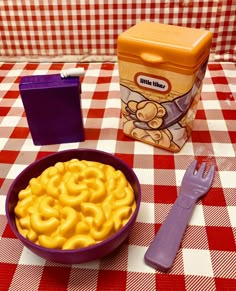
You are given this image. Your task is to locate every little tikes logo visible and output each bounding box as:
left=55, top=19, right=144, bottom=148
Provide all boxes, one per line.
left=135, top=73, right=171, bottom=93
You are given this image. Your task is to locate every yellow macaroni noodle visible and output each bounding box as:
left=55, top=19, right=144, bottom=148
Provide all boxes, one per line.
left=14, top=159, right=136, bottom=250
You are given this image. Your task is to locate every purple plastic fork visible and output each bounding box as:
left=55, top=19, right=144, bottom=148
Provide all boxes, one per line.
left=144, top=160, right=215, bottom=272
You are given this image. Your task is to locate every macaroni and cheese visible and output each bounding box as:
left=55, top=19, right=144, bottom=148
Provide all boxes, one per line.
left=14, top=159, right=136, bottom=250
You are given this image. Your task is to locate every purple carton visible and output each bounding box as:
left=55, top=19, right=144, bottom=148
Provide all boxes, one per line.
left=19, top=74, right=85, bottom=145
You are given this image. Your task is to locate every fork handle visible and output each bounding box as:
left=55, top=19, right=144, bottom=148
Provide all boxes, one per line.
left=144, top=195, right=196, bottom=272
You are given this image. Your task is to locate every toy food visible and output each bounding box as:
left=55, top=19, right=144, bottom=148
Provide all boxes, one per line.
left=118, top=22, right=212, bottom=152
left=14, top=159, right=136, bottom=250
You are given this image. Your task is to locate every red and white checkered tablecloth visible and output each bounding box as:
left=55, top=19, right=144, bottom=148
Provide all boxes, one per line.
left=0, top=0, right=235, bottom=62
left=0, top=62, right=236, bottom=290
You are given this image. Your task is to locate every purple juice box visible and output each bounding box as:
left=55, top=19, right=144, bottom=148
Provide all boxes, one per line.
left=19, top=74, right=85, bottom=145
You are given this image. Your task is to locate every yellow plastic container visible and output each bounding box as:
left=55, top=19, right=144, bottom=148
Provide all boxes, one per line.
left=117, top=22, right=212, bottom=152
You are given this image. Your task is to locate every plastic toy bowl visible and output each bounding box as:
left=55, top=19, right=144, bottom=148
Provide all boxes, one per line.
left=5, top=149, right=141, bottom=264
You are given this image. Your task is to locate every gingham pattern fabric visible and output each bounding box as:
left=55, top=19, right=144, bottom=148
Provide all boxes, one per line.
left=0, top=62, right=236, bottom=291
left=0, top=0, right=235, bottom=62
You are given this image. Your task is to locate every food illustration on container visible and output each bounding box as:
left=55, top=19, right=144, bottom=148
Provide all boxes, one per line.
left=117, top=22, right=212, bottom=152
left=120, top=62, right=207, bottom=152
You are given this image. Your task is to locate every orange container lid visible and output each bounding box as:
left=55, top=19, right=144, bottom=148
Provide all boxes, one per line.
left=118, top=22, right=212, bottom=69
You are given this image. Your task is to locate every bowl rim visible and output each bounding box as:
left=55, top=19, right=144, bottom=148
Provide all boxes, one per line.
left=5, top=148, right=141, bottom=255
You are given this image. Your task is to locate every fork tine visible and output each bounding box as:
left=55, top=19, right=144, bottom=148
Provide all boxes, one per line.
left=185, top=160, right=198, bottom=176
left=197, top=162, right=207, bottom=177
left=183, top=160, right=215, bottom=185
left=206, top=164, right=215, bottom=183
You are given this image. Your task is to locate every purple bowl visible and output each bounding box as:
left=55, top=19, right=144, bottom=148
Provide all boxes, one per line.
left=5, top=149, right=141, bottom=264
